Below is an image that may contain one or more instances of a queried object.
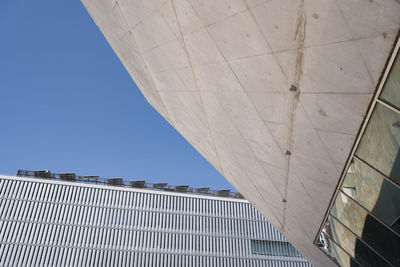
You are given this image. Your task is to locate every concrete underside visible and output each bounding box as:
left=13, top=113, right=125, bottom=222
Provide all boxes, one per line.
left=81, top=0, right=400, bottom=265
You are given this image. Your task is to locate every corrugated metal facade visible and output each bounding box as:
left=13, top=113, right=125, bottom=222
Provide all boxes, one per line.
left=0, top=176, right=311, bottom=266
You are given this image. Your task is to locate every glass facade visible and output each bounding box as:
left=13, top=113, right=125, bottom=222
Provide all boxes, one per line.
left=316, top=45, right=400, bottom=266
left=0, top=176, right=311, bottom=267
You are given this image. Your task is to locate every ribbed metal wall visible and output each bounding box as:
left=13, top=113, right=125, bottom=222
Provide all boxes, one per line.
left=0, top=176, right=311, bottom=267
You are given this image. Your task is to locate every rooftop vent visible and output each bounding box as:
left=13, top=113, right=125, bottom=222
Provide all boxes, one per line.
left=107, top=178, right=124, bottom=186
left=195, top=187, right=210, bottom=193
left=163, top=188, right=175, bottom=192
left=15, top=169, right=242, bottom=199
left=16, top=170, right=26, bottom=177
left=59, top=173, right=76, bottom=181
left=33, top=170, right=53, bottom=179
left=153, top=183, right=168, bottom=189
left=233, top=192, right=244, bottom=199
left=216, top=190, right=230, bottom=197
left=130, top=180, right=146, bottom=188
left=175, top=185, right=189, bottom=192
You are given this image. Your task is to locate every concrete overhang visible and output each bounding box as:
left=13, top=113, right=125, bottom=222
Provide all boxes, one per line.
left=80, top=0, right=400, bottom=265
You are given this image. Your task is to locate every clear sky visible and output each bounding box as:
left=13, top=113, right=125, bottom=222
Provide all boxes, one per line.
left=0, top=0, right=234, bottom=190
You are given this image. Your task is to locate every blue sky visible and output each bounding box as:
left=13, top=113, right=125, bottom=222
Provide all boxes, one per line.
left=0, top=0, right=234, bottom=190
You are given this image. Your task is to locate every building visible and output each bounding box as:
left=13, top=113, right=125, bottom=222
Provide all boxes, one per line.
left=79, top=0, right=400, bottom=265
left=0, top=171, right=311, bottom=266
left=315, top=45, right=400, bottom=266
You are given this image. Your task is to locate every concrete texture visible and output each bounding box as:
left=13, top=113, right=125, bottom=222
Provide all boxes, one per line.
left=80, top=0, right=400, bottom=265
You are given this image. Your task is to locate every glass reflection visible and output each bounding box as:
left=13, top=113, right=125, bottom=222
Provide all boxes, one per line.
left=341, top=158, right=400, bottom=235
left=316, top=232, right=360, bottom=267
left=322, top=216, right=390, bottom=267
left=332, top=192, right=400, bottom=266
left=380, top=52, right=400, bottom=109
left=331, top=191, right=368, bottom=238
left=356, top=103, right=400, bottom=184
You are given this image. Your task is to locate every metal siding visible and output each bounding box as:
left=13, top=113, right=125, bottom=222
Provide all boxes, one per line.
left=0, top=177, right=311, bottom=267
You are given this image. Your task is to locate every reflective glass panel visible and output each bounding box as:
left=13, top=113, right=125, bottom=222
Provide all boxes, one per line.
left=316, top=233, right=361, bottom=267
left=331, top=191, right=368, bottom=238
left=356, top=103, right=400, bottom=184
left=380, top=52, right=400, bottom=109
left=322, top=216, right=390, bottom=267
left=331, top=192, right=400, bottom=265
left=341, top=158, right=400, bottom=235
